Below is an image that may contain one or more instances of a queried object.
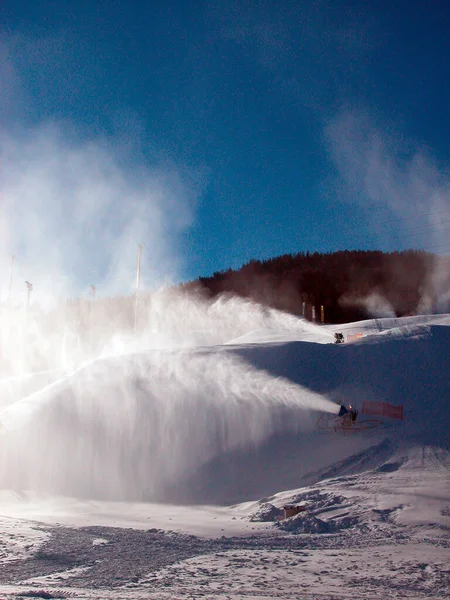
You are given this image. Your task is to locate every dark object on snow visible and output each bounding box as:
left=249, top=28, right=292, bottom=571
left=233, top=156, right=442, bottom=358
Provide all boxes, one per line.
left=338, top=404, right=348, bottom=417
left=338, top=404, right=358, bottom=421
left=19, top=591, right=65, bottom=599
left=283, top=505, right=307, bottom=519
left=334, top=332, right=344, bottom=343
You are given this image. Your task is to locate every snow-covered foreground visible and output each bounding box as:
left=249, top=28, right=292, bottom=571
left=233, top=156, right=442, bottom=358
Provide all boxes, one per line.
left=0, top=313, right=449, bottom=599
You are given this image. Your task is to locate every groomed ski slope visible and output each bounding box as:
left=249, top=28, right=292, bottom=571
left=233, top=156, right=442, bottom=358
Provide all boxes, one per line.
left=0, top=312, right=449, bottom=599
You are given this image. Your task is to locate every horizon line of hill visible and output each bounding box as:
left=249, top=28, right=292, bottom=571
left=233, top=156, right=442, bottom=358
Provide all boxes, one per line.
left=179, top=249, right=450, bottom=324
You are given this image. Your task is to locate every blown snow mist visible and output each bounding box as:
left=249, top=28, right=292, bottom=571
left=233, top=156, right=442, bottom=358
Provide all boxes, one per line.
left=0, top=290, right=332, bottom=377
left=0, top=349, right=336, bottom=502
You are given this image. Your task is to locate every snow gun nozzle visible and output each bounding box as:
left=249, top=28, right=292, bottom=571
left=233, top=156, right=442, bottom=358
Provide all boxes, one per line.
left=338, top=404, right=348, bottom=417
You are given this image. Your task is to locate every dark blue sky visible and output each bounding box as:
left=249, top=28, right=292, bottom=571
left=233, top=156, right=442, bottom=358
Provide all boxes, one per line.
left=2, top=0, right=450, bottom=282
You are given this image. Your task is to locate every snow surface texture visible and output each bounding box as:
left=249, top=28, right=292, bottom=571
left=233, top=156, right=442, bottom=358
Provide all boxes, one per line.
left=0, top=308, right=449, bottom=598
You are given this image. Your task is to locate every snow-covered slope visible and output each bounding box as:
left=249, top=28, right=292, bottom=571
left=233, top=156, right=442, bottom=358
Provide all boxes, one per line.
left=0, top=311, right=449, bottom=599
left=0, top=314, right=449, bottom=502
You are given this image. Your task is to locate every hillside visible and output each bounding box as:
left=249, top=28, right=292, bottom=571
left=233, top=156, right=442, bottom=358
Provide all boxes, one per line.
left=0, top=310, right=449, bottom=598
left=181, top=249, right=450, bottom=323
left=1, top=313, right=449, bottom=504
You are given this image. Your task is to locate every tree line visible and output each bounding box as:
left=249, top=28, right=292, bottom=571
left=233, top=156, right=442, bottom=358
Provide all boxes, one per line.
left=179, top=250, right=450, bottom=323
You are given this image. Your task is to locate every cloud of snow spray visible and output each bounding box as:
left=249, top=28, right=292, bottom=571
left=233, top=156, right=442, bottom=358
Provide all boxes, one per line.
left=340, top=291, right=396, bottom=319
left=0, top=123, right=198, bottom=375
left=0, top=123, right=338, bottom=504
left=0, top=288, right=339, bottom=503
left=0, top=349, right=337, bottom=501
left=0, top=38, right=339, bottom=502
left=325, top=110, right=450, bottom=315
left=0, top=125, right=195, bottom=297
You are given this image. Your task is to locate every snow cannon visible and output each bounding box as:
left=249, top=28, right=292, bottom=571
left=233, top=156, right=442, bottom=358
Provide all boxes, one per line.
left=338, top=404, right=358, bottom=422
left=338, top=404, right=348, bottom=417
left=317, top=403, right=381, bottom=433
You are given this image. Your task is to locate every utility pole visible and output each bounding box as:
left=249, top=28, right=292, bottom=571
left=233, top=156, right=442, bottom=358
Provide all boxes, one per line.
left=89, top=284, right=96, bottom=355
left=25, top=281, right=33, bottom=314
left=134, top=244, right=142, bottom=335
left=24, top=281, right=33, bottom=373
left=8, top=254, right=15, bottom=304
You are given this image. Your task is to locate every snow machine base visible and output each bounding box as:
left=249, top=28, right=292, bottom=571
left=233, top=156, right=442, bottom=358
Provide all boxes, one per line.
left=316, top=413, right=381, bottom=434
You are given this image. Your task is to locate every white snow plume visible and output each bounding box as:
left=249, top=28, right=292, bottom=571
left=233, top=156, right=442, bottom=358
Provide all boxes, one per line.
left=0, top=288, right=326, bottom=377
left=0, top=370, right=64, bottom=410
left=0, top=125, right=196, bottom=302
left=0, top=125, right=200, bottom=375
left=340, top=291, right=396, bottom=318
left=417, top=254, right=450, bottom=313
left=135, top=289, right=325, bottom=347
left=0, top=349, right=336, bottom=501
left=325, top=110, right=450, bottom=311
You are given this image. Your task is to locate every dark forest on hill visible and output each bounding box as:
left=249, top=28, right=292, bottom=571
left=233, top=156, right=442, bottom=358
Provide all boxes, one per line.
left=180, top=250, right=450, bottom=324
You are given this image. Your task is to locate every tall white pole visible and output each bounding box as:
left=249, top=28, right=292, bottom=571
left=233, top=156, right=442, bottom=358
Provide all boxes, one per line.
left=89, top=284, right=96, bottom=354
left=25, top=281, right=33, bottom=314
left=24, top=281, right=33, bottom=373
left=134, top=244, right=142, bottom=335
left=8, top=254, right=15, bottom=304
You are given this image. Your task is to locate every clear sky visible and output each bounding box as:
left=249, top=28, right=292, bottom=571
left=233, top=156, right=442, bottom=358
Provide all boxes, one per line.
left=1, top=0, right=449, bottom=295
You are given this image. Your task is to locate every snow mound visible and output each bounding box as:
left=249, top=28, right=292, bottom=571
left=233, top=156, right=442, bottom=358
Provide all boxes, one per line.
left=249, top=502, right=282, bottom=522
left=277, top=512, right=358, bottom=534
